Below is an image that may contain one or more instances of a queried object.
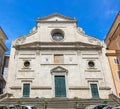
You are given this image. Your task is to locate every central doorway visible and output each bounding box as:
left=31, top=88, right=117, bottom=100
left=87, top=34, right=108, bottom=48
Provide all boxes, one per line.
left=55, top=75, right=66, bottom=97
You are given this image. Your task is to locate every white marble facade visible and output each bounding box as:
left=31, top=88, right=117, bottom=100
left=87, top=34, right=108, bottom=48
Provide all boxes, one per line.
left=6, top=14, right=116, bottom=98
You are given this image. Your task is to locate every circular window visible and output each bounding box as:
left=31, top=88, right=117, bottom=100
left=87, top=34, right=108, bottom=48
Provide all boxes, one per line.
left=51, top=29, right=64, bottom=41
left=52, top=32, right=64, bottom=41
left=24, top=61, right=30, bottom=67
left=88, top=61, right=95, bottom=67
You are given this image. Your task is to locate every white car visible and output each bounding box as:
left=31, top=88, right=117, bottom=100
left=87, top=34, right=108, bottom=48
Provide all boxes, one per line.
left=21, top=105, right=37, bottom=109
left=112, top=106, right=120, bottom=109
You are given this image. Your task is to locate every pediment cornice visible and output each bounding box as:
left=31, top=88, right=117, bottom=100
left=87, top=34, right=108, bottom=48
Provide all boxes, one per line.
left=13, top=41, right=102, bottom=50
left=36, top=13, right=77, bottom=23
left=51, top=66, right=68, bottom=73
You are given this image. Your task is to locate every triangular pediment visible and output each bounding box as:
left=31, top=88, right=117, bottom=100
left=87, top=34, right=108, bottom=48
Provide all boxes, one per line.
left=51, top=66, right=68, bottom=73
left=36, top=13, right=77, bottom=22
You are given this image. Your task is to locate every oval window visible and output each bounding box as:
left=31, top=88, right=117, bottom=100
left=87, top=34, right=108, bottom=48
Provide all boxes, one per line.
left=88, top=61, right=95, bottom=67
left=24, top=61, right=30, bottom=67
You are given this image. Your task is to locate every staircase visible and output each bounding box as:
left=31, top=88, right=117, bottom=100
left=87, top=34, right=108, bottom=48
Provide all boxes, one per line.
left=0, top=93, right=13, bottom=102
left=0, top=94, right=120, bottom=109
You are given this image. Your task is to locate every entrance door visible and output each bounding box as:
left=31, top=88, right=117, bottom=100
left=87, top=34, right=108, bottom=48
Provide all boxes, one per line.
left=55, top=76, right=66, bottom=97
left=23, top=83, right=30, bottom=97
left=90, top=84, right=99, bottom=98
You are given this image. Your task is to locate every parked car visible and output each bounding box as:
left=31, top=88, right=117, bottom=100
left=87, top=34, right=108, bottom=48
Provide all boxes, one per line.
left=0, top=105, right=8, bottom=109
left=21, top=105, right=37, bottom=109
left=0, top=105, right=37, bottom=109
left=112, top=106, right=120, bottom=109
left=103, top=105, right=115, bottom=109
left=15, top=105, right=22, bottom=109
left=85, top=104, right=108, bottom=109
left=0, top=105, right=19, bottom=109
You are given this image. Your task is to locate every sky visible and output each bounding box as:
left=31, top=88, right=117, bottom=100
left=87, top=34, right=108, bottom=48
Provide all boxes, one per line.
left=0, top=0, right=120, bottom=53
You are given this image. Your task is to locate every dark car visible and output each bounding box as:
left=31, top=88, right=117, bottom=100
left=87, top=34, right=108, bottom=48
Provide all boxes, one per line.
left=85, top=104, right=108, bottom=109
left=0, top=105, right=18, bottom=109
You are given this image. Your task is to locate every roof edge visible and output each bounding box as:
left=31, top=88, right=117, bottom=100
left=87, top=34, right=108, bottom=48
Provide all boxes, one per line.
left=105, top=11, right=120, bottom=41
left=0, top=26, right=8, bottom=40
left=36, top=13, right=77, bottom=23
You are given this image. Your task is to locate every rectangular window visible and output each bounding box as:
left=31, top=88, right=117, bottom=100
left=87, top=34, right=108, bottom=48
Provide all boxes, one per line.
left=23, top=83, right=30, bottom=97
left=114, top=58, right=120, bottom=65
left=54, top=54, right=64, bottom=64
left=90, top=83, right=99, bottom=98
left=118, top=71, right=120, bottom=80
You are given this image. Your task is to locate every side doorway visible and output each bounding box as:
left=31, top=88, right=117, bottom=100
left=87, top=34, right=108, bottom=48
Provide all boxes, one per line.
left=90, top=83, right=99, bottom=98
left=22, top=83, right=30, bottom=97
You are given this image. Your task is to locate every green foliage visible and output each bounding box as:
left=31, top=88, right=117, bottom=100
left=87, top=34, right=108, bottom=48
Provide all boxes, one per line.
left=40, top=98, right=48, bottom=105
left=103, top=100, right=108, bottom=104
left=73, top=97, right=79, bottom=100
left=40, top=98, right=48, bottom=109
left=16, top=100, right=22, bottom=105
left=16, top=100, right=25, bottom=105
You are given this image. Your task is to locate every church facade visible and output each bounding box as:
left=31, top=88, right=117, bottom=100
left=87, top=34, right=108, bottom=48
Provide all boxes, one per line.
left=6, top=14, right=116, bottom=98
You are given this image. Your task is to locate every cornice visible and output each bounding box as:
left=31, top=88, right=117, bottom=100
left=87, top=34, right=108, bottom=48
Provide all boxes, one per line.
left=106, top=52, right=120, bottom=56
left=36, top=20, right=77, bottom=23
left=110, top=24, right=120, bottom=40
left=99, top=87, right=111, bottom=90
left=36, top=13, right=77, bottom=23
left=0, top=40, right=8, bottom=51
left=69, top=86, right=89, bottom=90
left=14, top=46, right=102, bottom=51
left=10, top=86, right=21, bottom=89
left=13, top=41, right=102, bottom=50
left=31, top=86, right=52, bottom=90
left=105, top=11, right=120, bottom=41
left=0, top=27, right=8, bottom=40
